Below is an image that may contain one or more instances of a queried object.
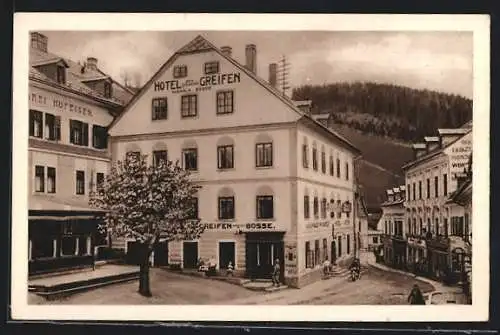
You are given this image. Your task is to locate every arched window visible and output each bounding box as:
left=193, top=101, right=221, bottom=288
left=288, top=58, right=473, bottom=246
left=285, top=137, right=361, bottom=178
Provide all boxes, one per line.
left=218, top=187, right=235, bottom=220
left=217, top=136, right=234, bottom=170
left=152, top=141, right=168, bottom=166
left=256, top=185, right=274, bottom=219
left=329, top=150, right=334, bottom=176
left=255, top=133, right=273, bottom=168
left=336, top=154, right=341, bottom=178
left=321, top=145, right=326, bottom=174
left=182, top=139, right=198, bottom=171
left=125, top=144, right=141, bottom=161
left=312, top=141, right=318, bottom=171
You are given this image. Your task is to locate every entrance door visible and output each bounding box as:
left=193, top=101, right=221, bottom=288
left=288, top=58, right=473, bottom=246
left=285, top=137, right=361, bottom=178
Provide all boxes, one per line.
left=219, top=242, right=235, bottom=269
left=331, top=240, right=337, bottom=263
left=245, top=233, right=284, bottom=280
left=183, top=242, right=198, bottom=269
left=153, top=241, right=169, bottom=267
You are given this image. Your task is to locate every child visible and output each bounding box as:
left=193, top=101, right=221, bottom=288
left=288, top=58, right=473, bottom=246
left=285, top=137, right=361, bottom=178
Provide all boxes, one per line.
left=227, top=261, right=234, bottom=276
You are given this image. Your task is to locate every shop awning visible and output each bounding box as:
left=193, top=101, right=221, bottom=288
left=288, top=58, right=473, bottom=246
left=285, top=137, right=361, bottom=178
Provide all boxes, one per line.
left=29, top=215, right=98, bottom=221
left=29, top=196, right=104, bottom=212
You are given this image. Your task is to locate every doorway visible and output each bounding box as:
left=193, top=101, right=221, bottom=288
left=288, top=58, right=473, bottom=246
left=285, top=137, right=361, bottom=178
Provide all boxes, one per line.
left=245, top=233, right=284, bottom=280
left=153, top=240, right=169, bottom=267
left=183, top=241, right=198, bottom=269
left=219, top=241, right=235, bottom=269
left=331, top=240, right=337, bottom=263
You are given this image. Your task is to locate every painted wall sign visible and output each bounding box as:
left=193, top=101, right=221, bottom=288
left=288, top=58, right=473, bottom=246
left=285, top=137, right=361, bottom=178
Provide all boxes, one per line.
left=305, top=221, right=330, bottom=229
left=202, top=222, right=275, bottom=231
left=29, top=92, right=94, bottom=116
left=153, top=72, right=241, bottom=94
left=447, top=137, right=472, bottom=179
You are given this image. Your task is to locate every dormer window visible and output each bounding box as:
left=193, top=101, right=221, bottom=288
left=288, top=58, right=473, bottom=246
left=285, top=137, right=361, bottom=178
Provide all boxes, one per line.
left=173, top=65, right=188, bottom=78
left=104, top=81, right=112, bottom=98
left=56, top=65, right=66, bottom=84
left=204, top=61, right=220, bottom=74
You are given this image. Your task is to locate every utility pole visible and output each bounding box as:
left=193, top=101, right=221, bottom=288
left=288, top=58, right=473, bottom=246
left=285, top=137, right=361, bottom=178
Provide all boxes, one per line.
left=277, top=55, right=291, bottom=97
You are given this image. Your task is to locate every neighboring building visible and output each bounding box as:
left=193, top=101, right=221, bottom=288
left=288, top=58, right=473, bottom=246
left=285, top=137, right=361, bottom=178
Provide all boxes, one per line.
left=108, top=35, right=361, bottom=288
left=402, top=123, right=472, bottom=283
left=367, top=229, right=383, bottom=251
left=356, top=192, right=370, bottom=251
left=379, top=186, right=407, bottom=269
left=28, top=32, right=134, bottom=275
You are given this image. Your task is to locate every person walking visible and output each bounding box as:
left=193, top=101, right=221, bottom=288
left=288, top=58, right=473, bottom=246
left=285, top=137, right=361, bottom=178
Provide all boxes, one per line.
left=272, top=258, right=281, bottom=287
left=408, top=284, right=426, bottom=305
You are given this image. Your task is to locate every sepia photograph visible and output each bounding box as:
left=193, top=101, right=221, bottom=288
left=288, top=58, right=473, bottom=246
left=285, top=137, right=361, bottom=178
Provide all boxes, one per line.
left=11, top=13, right=490, bottom=321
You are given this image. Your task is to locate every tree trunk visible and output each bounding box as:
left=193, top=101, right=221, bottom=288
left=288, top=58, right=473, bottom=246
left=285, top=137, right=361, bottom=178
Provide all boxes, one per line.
left=138, top=244, right=152, bottom=297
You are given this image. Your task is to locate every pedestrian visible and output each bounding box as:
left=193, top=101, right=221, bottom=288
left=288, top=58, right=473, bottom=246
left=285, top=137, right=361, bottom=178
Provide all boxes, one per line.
left=227, top=261, right=234, bottom=276
left=272, top=258, right=281, bottom=287
left=408, top=284, right=426, bottom=305
left=323, top=257, right=331, bottom=277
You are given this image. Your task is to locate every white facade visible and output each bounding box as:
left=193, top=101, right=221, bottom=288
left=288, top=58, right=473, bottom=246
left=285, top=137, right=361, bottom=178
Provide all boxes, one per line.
left=108, top=35, right=360, bottom=287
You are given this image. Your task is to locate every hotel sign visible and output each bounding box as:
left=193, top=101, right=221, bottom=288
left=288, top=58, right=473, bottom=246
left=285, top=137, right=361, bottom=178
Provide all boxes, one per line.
left=446, top=134, right=472, bottom=180
left=154, top=72, right=241, bottom=94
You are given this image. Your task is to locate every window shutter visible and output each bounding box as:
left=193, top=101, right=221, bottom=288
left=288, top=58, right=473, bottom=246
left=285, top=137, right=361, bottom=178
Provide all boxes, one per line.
left=83, top=123, right=89, bottom=146
left=29, top=111, right=34, bottom=136
left=55, top=116, right=61, bottom=140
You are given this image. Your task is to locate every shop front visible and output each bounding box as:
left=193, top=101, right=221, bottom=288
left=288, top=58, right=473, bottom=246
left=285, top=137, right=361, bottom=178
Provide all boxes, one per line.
left=426, top=237, right=450, bottom=281
left=28, top=210, right=103, bottom=276
left=392, top=238, right=407, bottom=270
left=245, top=232, right=284, bottom=281
left=406, top=236, right=426, bottom=275
left=382, top=235, right=393, bottom=266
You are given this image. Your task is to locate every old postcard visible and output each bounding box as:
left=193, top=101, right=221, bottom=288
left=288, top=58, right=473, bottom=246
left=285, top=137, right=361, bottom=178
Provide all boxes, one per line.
left=11, top=13, right=490, bottom=321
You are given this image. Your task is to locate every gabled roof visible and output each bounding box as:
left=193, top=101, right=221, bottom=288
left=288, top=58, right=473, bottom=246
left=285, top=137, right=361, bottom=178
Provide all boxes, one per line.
left=108, top=35, right=361, bottom=154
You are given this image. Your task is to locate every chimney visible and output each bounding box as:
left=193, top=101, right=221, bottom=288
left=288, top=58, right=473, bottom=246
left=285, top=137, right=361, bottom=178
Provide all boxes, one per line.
left=245, top=44, right=257, bottom=74
left=30, top=32, right=48, bottom=53
left=86, top=57, right=98, bottom=71
left=424, top=136, right=440, bottom=152
left=412, top=143, right=426, bottom=160
left=221, top=46, right=232, bottom=58
left=269, top=63, right=277, bottom=87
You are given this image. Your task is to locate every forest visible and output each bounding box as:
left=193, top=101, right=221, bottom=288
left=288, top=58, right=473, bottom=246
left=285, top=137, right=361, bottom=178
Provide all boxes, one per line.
left=292, top=82, right=472, bottom=142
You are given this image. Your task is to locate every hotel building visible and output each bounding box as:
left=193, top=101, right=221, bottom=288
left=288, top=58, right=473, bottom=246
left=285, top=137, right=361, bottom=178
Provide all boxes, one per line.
left=402, top=122, right=472, bottom=283
left=28, top=32, right=134, bottom=275
left=108, top=35, right=361, bottom=287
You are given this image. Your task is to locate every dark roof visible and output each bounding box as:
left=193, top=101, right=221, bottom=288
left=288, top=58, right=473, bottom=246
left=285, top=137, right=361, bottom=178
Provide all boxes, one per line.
left=108, top=35, right=361, bottom=155
left=402, top=128, right=472, bottom=171
left=447, top=178, right=472, bottom=205
left=29, top=44, right=133, bottom=107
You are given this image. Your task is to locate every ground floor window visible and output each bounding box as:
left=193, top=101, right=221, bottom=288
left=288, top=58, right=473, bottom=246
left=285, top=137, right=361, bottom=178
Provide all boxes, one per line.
left=61, top=236, right=77, bottom=256
left=32, top=237, right=55, bottom=259
left=314, top=240, right=320, bottom=265
left=322, top=239, right=328, bottom=261
left=347, top=234, right=350, bottom=254
left=305, top=241, right=313, bottom=268
left=337, top=236, right=342, bottom=257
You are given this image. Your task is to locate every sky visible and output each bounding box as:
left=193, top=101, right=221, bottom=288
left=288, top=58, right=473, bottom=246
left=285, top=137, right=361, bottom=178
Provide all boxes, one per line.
left=41, top=31, right=473, bottom=98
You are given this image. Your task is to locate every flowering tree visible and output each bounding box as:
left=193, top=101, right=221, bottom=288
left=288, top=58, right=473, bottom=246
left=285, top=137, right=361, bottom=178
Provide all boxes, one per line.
left=89, top=153, right=203, bottom=297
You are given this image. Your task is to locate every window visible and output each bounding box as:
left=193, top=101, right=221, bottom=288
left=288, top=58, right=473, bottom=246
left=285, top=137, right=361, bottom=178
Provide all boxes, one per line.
left=418, top=181, right=422, bottom=199
left=330, top=199, right=335, bottom=218
left=92, top=125, right=108, bottom=149
left=435, top=218, right=440, bottom=235
left=188, top=198, right=199, bottom=219
left=434, top=176, right=439, bottom=197
left=336, top=200, right=342, bottom=218
left=204, top=61, right=220, bottom=74
left=412, top=182, right=416, bottom=200
left=78, top=236, right=90, bottom=256
left=451, top=217, right=464, bottom=237
left=304, top=195, right=310, bottom=219
left=302, top=144, right=309, bottom=168
left=329, top=155, right=334, bottom=176
left=35, top=165, right=44, bottom=192
left=444, top=218, right=449, bottom=237
left=61, top=236, right=76, bottom=256
left=56, top=66, right=66, bottom=84
left=216, top=90, right=234, bottom=114
left=47, top=167, right=56, bottom=193
left=372, top=237, right=378, bottom=244
left=322, top=239, right=328, bottom=262
left=256, top=196, right=273, bottom=219
left=44, top=113, right=61, bottom=141
left=314, top=240, right=320, bottom=266
left=218, top=196, right=235, bottom=220
left=407, top=184, right=410, bottom=201
left=173, top=65, right=187, bottom=78
left=338, top=236, right=342, bottom=257
left=345, top=162, right=349, bottom=180
left=217, top=145, right=234, bottom=169
left=426, top=178, right=430, bottom=199
left=336, top=158, right=341, bottom=178
left=96, top=172, right=105, bottom=189
left=152, top=98, right=168, bottom=120
left=443, top=174, right=448, bottom=195
left=103, top=82, right=112, bottom=98
left=305, top=241, right=313, bottom=268
left=76, top=170, right=85, bottom=195
left=126, top=151, right=141, bottom=161
left=70, top=120, right=89, bottom=146
left=312, top=147, right=318, bottom=171
left=395, top=221, right=403, bottom=237
left=313, top=197, right=319, bottom=218
left=32, top=237, right=54, bottom=259
left=321, top=198, right=327, bottom=219
left=152, top=150, right=168, bottom=167
left=29, top=110, right=43, bottom=138
left=183, top=148, right=198, bottom=171
left=181, top=94, right=198, bottom=118
left=321, top=151, right=326, bottom=173
left=256, top=143, right=272, bottom=167
left=347, top=235, right=350, bottom=254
